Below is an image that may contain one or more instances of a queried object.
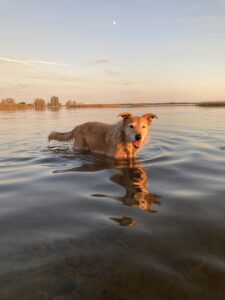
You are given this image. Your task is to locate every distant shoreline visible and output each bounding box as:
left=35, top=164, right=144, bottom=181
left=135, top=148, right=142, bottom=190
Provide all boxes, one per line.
left=65, top=102, right=197, bottom=108
left=0, top=101, right=225, bottom=110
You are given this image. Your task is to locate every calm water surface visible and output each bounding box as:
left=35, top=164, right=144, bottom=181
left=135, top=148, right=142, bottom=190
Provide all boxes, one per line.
left=0, top=107, right=225, bottom=299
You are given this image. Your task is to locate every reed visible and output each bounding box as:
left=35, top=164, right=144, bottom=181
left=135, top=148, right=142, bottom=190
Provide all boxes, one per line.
left=197, top=101, right=225, bottom=107
left=0, top=103, right=32, bottom=110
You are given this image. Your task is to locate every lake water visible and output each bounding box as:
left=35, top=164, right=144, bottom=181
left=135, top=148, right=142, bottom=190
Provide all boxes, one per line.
left=0, top=106, right=225, bottom=299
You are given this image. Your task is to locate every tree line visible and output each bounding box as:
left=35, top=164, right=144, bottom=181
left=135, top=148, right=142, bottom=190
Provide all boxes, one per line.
left=0, top=97, right=81, bottom=108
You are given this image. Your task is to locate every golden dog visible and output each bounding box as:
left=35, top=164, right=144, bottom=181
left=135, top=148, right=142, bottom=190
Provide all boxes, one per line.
left=48, top=112, right=158, bottom=158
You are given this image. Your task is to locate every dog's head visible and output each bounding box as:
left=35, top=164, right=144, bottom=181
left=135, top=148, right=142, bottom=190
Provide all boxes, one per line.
left=118, top=112, right=158, bottom=149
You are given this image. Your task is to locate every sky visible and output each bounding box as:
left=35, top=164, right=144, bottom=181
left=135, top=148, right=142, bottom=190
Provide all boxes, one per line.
left=0, top=0, right=225, bottom=103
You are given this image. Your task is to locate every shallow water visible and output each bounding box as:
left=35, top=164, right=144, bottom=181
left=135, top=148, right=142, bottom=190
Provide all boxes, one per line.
left=0, top=106, right=225, bottom=300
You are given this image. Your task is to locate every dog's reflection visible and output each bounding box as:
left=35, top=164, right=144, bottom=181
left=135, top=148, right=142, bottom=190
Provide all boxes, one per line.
left=53, top=156, right=160, bottom=226
left=110, top=165, right=160, bottom=213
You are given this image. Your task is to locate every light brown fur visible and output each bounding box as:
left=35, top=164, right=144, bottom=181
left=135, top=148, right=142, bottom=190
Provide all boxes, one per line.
left=48, top=112, right=158, bottom=158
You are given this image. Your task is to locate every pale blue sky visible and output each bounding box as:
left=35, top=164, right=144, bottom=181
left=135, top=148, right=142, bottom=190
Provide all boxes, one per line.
left=0, top=0, right=225, bottom=103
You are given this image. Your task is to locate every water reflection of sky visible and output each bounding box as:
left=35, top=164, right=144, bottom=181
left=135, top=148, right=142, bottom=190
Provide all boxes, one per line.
left=1, top=107, right=225, bottom=299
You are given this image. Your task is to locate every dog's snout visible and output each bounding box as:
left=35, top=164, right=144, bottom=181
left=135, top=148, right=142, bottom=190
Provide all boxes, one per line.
left=135, top=133, right=142, bottom=141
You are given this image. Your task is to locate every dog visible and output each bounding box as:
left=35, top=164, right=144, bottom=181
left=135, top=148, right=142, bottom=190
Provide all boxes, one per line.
left=48, top=112, right=158, bottom=158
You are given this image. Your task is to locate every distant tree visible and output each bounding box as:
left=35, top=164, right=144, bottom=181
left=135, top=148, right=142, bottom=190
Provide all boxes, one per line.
left=33, top=98, right=46, bottom=108
left=2, top=98, right=15, bottom=104
left=66, top=100, right=77, bottom=107
left=66, top=100, right=72, bottom=107
left=49, top=96, right=61, bottom=107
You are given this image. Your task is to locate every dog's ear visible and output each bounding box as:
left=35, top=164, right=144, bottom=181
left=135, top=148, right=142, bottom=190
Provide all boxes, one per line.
left=117, top=112, right=133, bottom=120
left=142, top=113, right=158, bottom=122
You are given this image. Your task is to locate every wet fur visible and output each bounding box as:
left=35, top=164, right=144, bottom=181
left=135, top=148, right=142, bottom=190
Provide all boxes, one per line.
left=48, top=112, right=157, bottom=158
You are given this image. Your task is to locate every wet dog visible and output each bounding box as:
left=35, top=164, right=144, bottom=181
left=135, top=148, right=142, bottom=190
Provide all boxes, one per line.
left=48, top=112, right=158, bottom=158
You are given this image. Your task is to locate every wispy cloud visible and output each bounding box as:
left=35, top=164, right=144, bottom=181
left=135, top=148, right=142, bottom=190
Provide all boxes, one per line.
left=105, top=69, right=123, bottom=77
left=88, top=59, right=109, bottom=65
left=27, top=71, right=84, bottom=82
left=0, top=56, right=70, bottom=67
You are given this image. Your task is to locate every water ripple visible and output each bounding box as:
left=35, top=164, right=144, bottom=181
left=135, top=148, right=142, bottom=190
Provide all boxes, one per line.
left=1, top=107, right=225, bottom=299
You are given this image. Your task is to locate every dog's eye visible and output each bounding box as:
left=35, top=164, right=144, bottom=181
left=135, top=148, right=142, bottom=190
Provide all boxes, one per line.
left=129, top=125, right=134, bottom=128
left=142, top=125, right=146, bottom=129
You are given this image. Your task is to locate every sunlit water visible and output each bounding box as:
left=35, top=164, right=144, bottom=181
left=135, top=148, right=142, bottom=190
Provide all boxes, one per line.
left=0, top=106, right=225, bottom=299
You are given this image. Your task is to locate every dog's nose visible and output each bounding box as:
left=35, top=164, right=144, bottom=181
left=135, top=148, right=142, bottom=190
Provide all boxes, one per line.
left=135, top=133, right=142, bottom=141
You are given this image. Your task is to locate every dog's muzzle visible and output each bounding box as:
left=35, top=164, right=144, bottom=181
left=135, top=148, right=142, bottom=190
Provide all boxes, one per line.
left=133, top=134, right=142, bottom=149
